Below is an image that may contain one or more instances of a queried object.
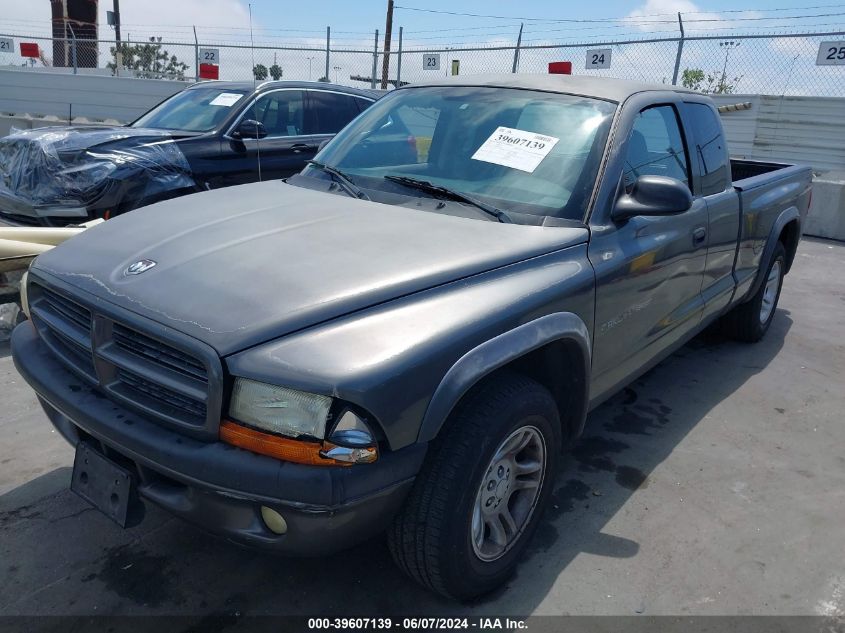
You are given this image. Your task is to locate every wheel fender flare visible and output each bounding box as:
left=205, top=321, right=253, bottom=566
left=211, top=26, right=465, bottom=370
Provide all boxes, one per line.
left=416, top=312, right=591, bottom=443
left=745, top=206, right=799, bottom=302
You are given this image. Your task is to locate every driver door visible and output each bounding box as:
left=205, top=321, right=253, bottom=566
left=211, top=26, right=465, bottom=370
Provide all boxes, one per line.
left=588, top=103, right=709, bottom=403
left=220, top=89, right=312, bottom=185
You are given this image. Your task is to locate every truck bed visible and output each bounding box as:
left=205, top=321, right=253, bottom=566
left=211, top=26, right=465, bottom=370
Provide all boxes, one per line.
left=730, top=158, right=799, bottom=184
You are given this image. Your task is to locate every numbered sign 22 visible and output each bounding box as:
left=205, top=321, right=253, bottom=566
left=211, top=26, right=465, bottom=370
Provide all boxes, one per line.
left=0, top=38, right=13, bottom=53
left=586, top=48, right=611, bottom=70
left=199, top=48, right=220, bottom=65
left=423, top=53, right=440, bottom=71
left=817, top=41, right=845, bottom=65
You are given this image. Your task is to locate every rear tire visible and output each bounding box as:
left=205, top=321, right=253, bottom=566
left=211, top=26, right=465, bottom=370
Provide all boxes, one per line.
left=388, top=371, right=561, bottom=600
left=721, top=241, right=786, bottom=343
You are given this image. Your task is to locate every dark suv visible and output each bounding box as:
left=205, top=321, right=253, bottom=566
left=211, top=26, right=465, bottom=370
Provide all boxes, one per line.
left=0, top=81, right=379, bottom=225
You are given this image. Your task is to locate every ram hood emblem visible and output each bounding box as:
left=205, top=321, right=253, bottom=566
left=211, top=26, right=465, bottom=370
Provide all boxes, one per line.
left=125, top=259, right=157, bottom=275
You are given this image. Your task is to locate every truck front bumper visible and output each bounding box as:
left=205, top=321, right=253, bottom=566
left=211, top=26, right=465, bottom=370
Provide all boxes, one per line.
left=11, top=322, right=426, bottom=555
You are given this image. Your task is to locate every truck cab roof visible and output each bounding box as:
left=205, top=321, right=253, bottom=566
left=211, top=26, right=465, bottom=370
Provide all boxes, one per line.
left=402, top=73, right=697, bottom=103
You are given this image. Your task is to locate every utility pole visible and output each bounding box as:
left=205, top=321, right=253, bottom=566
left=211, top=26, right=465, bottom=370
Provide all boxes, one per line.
left=113, top=0, right=122, bottom=43
left=380, top=0, right=394, bottom=89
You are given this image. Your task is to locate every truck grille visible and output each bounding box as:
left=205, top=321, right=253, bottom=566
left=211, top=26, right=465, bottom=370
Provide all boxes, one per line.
left=28, top=280, right=220, bottom=437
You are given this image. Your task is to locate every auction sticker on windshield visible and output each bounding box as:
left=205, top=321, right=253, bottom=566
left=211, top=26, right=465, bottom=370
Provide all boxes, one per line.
left=209, top=93, right=244, bottom=107
left=471, top=126, right=560, bottom=173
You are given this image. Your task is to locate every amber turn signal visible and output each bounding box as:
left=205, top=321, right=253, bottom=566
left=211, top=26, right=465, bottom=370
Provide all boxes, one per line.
left=220, top=420, right=363, bottom=466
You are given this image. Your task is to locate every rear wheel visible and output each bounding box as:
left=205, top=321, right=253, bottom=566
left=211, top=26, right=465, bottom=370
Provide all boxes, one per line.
left=721, top=241, right=786, bottom=343
left=388, top=372, right=561, bottom=600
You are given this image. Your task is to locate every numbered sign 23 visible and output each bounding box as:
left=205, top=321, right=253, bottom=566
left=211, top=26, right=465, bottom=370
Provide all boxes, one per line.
left=817, top=41, right=845, bottom=65
left=423, top=53, right=440, bottom=71
left=586, top=48, right=611, bottom=69
left=0, top=38, right=13, bottom=53
left=199, top=48, right=220, bottom=65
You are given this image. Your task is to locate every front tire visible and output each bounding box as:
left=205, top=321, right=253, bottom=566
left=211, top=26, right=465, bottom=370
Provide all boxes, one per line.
left=721, top=241, right=786, bottom=343
left=388, top=372, right=561, bottom=600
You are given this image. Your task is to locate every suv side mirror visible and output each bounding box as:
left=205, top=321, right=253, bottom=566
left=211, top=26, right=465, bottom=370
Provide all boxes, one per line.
left=612, top=175, right=693, bottom=222
left=233, top=119, right=268, bottom=140
left=317, top=139, right=331, bottom=153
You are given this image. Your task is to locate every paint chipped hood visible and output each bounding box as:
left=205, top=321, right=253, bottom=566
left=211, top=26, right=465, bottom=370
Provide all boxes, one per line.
left=31, top=180, right=588, bottom=355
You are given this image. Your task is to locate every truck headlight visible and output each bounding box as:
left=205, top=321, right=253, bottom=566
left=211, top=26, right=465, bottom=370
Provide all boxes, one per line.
left=223, top=378, right=379, bottom=466
left=229, top=378, right=332, bottom=440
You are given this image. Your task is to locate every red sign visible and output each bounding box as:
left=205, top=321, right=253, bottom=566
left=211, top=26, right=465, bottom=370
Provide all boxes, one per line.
left=199, top=63, right=219, bottom=80
left=20, top=42, right=40, bottom=58
left=548, top=61, right=572, bottom=75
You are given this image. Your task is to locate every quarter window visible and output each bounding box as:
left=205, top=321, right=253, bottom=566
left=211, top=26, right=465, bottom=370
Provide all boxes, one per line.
left=685, top=103, right=729, bottom=195
left=623, top=105, right=690, bottom=190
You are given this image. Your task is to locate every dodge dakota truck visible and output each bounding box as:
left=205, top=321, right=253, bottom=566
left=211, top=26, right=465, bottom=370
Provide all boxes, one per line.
left=11, top=75, right=812, bottom=600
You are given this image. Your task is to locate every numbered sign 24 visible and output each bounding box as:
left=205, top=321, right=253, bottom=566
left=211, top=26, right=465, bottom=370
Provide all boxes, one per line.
left=199, top=48, right=220, bottom=65
left=423, top=53, right=440, bottom=71
left=586, top=48, right=611, bottom=70
left=817, top=41, right=845, bottom=65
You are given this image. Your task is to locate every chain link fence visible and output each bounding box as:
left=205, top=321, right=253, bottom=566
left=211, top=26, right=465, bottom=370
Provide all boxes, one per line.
left=1, top=29, right=843, bottom=96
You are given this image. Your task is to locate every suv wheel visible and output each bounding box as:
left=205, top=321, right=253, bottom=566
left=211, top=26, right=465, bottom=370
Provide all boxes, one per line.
left=388, top=371, right=561, bottom=600
left=721, top=241, right=786, bottom=343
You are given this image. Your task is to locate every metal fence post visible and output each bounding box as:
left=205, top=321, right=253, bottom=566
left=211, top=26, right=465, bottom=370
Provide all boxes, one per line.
left=371, top=29, right=379, bottom=89
left=671, top=12, right=685, bottom=85
left=512, top=23, right=523, bottom=73
left=396, top=26, right=403, bottom=87
left=193, top=26, right=199, bottom=82
left=67, top=23, right=78, bottom=74
left=325, top=26, right=330, bottom=82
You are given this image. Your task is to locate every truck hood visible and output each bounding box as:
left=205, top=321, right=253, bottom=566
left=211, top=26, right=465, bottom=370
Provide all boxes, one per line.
left=32, top=181, right=588, bottom=355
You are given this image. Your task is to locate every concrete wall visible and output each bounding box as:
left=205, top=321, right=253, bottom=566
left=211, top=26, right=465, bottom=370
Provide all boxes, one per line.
left=713, top=95, right=845, bottom=241
left=0, top=68, right=188, bottom=125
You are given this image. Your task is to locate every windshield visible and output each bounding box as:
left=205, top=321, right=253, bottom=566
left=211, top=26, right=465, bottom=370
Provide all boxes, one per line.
left=311, top=86, right=616, bottom=221
left=131, top=87, right=250, bottom=132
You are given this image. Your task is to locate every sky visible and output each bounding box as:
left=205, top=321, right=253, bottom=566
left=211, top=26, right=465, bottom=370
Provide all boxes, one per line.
left=1, top=0, right=843, bottom=94
left=3, top=0, right=844, bottom=45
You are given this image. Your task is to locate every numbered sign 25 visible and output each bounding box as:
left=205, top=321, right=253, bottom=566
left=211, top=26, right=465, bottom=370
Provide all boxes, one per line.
left=199, top=48, right=220, bottom=64
left=0, top=38, right=13, bottom=53
left=423, top=53, right=440, bottom=71
left=586, top=48, right=611, bottom=70
left=817, top=41, right=845, bottom=65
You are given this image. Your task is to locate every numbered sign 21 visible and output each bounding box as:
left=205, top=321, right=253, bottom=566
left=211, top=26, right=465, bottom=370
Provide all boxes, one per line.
left=423, top=53, right=440, bottom=71
left=817, top=41, right=845, bottom=65
left=0, top=38, right=13, bottom=53
left=199, top=48, right=220, bottom=65
left=586, top=48, right=611, bottom=70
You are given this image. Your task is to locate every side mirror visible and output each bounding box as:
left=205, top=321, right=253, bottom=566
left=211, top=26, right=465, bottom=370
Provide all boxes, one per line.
left=612, top=175, right=693, bottom=222
left=233, top=119, right=267, bottom=140
left=317, top=138, right=331, bottom=153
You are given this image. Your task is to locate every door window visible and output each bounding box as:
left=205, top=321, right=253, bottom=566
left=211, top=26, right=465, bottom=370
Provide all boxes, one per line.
left=306, top=91, right=362, bottom=134
left=685, top=103, right=729, bottom=195
left=623, top=105, right=690, bottom=190
left=240, top=90, right=305, bottom=137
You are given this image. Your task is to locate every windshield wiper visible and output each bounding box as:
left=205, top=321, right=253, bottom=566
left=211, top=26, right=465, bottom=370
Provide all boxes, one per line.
left=307, top=160, right=370, bottom=201
left=384, top=175, right=513, bottom=224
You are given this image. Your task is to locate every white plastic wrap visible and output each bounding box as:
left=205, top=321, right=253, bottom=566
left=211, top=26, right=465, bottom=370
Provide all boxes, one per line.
left=0, top=126, right=196, bottom=220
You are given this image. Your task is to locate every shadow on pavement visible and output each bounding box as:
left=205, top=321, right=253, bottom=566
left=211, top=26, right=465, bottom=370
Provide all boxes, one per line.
left=0, top=311, right=791, bottom=618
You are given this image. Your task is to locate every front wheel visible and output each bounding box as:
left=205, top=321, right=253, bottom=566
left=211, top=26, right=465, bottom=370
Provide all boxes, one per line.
left=388, top=372, right=561, bottom=600
left=721, top=241, right=786, bottom=343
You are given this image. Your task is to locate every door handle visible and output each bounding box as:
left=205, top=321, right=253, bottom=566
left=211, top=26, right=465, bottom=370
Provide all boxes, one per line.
left=692, top=226, right=707, bottom=244
left=290, top=143, right=314, bottom=153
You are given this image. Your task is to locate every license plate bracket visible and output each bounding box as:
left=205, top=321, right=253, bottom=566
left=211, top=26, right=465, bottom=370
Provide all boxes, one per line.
left=71, top=443, right=134, bottom=527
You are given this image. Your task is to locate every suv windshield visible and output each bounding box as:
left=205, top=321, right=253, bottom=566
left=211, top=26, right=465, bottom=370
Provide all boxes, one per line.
left=311, top=86, right=616, bottom=221
left=131, top=87, right=250, bottom=132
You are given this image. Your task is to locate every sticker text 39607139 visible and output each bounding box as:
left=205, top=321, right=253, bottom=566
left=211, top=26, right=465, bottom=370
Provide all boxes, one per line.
left=471, top=126, right=560, bottom=173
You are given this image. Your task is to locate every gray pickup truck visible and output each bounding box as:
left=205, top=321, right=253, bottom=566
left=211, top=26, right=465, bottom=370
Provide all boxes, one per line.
left=11, top=74, right=812, bottom=600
